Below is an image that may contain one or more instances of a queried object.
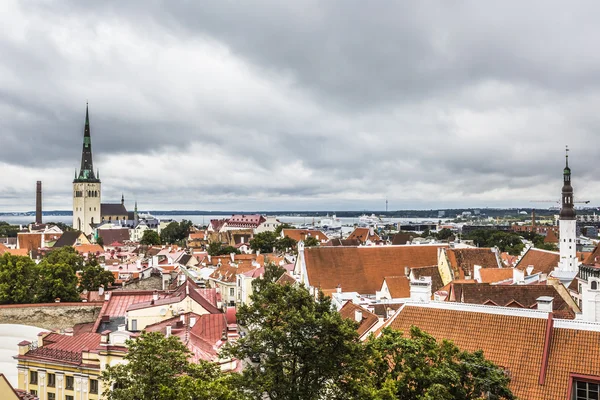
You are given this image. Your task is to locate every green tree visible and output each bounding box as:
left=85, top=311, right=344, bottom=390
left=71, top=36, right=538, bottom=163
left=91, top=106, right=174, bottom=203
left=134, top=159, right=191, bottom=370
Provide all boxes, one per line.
left=44, top=246, right=84, bottom=270
left=79, top=255, right=115, bottom=292
left=207, top=242, right=240, bottom=256
left=96, top=236, right=104, bottom=247
left=36, top=258, right=80, bottom=302
left=465, top=230, right=524, bottom=255
left=0, top=253, right=38, bottom=304
left=0, top=222, right=20, bottom=238
left=277, top=235, right=297, bottom=251
left=160, top=220, right=193, bottom=245
left=102, top=331, right=242, bottom=400
left=140, top=230, right=161, bottom=245
left=249, top=231, right=278, bottom=254
left=303, top=236, right=319, bottom=247
left=274, top=223, right=293, bottom=236
left=436, top=228, right=454, bottom=241
left=223, top=268, right=366, bottom=400
left=365, top=326, right=515, bottom=400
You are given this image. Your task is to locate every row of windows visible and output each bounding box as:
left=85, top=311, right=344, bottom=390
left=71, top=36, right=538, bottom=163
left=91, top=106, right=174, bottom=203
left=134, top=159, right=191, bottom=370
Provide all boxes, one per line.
left=74, top=207, right=97, bottom=212
left=30, top=371, right=98, bottom=393
left=74, top=190, right=100, bottom=198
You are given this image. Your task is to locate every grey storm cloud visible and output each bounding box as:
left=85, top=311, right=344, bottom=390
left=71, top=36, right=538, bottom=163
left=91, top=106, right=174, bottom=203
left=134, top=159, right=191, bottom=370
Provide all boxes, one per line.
left=1, top=0, right=600, bottom=211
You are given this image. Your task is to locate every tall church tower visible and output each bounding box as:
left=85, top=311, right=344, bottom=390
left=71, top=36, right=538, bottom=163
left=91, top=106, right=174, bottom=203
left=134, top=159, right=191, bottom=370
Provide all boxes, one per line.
left=73, top=104, right=101, bottom=235
left=557, top=147, right=578, bottom=274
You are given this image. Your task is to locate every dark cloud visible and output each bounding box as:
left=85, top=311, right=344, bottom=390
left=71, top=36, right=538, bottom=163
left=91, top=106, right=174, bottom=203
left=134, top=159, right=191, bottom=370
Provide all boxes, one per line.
left=1, top=0, right=600, bottom=211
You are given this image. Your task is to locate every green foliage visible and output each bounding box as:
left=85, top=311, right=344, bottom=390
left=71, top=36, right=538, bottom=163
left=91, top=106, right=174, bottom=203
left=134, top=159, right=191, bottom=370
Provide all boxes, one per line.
left=79, top=255, right=115, bottom=292
left=436, top=228, right=454, bottom=241
left=278, top=235, right=297, bottom=250
left=223, top=272, right=366, bottom=400
left=250, top=231, right=297, bottom=253
left=96, top=236, right=104, bottom=247
left=249, top=231, right=278, bottom=253
left=303, top=236, right=319, bottom=247
left=36, top=261, right=80, bottom=302
left=0, top=253, right=38, bottom=304
left=365, top=327, right=515, bottom=400
left=207, top=242, right=241, bottom=256
left=518, top=231, right=558, bottom=251
left=0, top=221, right=20, bottom=238
left=274, top=223, right=293, bottom=236
left=160, top=220, right=193, bottom=245
left=102, top=331, right=243, bottom=400
left=140, top=230, right=161, bottom=245
left=464, top=230, right=524, bottom=255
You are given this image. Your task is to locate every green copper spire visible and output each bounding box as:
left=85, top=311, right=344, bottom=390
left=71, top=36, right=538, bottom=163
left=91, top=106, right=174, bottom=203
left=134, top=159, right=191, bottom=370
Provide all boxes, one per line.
left=75, top=103, right=99, bottom=183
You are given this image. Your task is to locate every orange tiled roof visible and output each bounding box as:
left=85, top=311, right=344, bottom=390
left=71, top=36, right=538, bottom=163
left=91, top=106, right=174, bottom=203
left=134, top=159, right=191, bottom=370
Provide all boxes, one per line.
left=515, top=248, right=559, bottom=275
left=383, top=276, right=411, bottom=298
left=544, top=230, right=559, bottom=244
left=347, top=227, right=381, bottom=244
left=584, top=243, right=600, bottom=265
left=74, top=244, right=104, bottom=255
left=479, top=268, right=514, bottom=283
left=282, top=229, right=329, bottom=243
left=339, top=301, right=379, bottom=338
left=3, top=248, right=28, bottom=257
left=188, top=232, right=206, bottom=240
left=387, top=305, right=600, bottom=400
left=304, top=245, right=446, bottom=294
left=446, top=248, right=500, bottom=278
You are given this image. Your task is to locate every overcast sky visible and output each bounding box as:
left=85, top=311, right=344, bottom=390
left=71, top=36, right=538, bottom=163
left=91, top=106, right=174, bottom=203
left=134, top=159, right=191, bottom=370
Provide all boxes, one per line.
left=2, top=0, right=600, bottom=212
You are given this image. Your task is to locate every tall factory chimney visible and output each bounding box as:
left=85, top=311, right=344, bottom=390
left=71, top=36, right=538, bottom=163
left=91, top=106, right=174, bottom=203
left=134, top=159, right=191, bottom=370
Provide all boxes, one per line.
left=36, top=181, right=42, bottom=224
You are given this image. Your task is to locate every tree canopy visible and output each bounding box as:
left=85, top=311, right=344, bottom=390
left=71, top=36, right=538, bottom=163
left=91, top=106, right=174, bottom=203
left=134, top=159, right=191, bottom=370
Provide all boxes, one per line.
left=464, top=230, right=525, bottom=255
left=364, top=327, right=515, bottom=400
left=160, top=220, right=193, bottom=245
left=250, top=231, right=297, bottom=254
left=102, top=331, right=243, bottom=400
left=223, top=264, right=366, bottom=400
left=0, top=222, right=20, bottom=238
left=207, top=242, right=241, bottom=257
left=79, top=254, right=115, bottom=292
left=140, top=230, right=161, bottom=246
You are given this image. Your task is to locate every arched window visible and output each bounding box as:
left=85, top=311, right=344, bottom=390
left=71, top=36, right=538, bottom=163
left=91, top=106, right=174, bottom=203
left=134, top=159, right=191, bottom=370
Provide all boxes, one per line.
left=592, top=281, right=598, bottom=290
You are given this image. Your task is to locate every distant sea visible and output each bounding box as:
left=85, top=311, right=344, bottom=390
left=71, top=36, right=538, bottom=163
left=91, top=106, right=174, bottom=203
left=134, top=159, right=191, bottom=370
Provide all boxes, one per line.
left=0, top=214, right=446, bottom=227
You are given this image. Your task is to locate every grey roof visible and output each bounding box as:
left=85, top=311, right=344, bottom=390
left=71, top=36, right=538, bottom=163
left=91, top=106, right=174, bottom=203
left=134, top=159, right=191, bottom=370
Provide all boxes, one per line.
left=53, top=231, right=82, bottom=248
left=101, top=203, right=128, bottom=216
left=98, top=229, right=130, bottom=245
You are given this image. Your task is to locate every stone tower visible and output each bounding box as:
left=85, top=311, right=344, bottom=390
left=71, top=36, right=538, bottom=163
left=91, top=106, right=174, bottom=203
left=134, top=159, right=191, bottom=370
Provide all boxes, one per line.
left=73, top=104, right=101, bottom=235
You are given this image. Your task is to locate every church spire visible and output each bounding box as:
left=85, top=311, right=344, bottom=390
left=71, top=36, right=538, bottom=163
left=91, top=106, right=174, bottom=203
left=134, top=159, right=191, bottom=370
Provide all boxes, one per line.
left=560, top=146, right=575, bottom=220
left=75, top=103, right=99, bottom=182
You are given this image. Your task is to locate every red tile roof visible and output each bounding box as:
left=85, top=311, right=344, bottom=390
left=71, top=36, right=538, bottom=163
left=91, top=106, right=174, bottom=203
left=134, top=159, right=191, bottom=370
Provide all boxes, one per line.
left=339, top=301, right=379, bottom=338
left=479, top=268, right=514, bottom=283
left=387, top=305, right=600, bottom=400
left=282, top=229, right=329, bottom=243
left=445, top=248, right=500, bottom=278
left=515, top=248, right=560, bottom=275
left=303, top=245, right=446, bottom=294
left=347, top=227, right=381, bottom=244
left=382, top=276, right=411, bottom=298
left=19, top=332, right=102, bottom=366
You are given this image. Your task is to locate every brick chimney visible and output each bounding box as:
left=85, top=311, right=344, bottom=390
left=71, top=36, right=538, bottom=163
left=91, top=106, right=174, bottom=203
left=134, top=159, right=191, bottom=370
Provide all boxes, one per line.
left=35, top=181, right=42, bottom=224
